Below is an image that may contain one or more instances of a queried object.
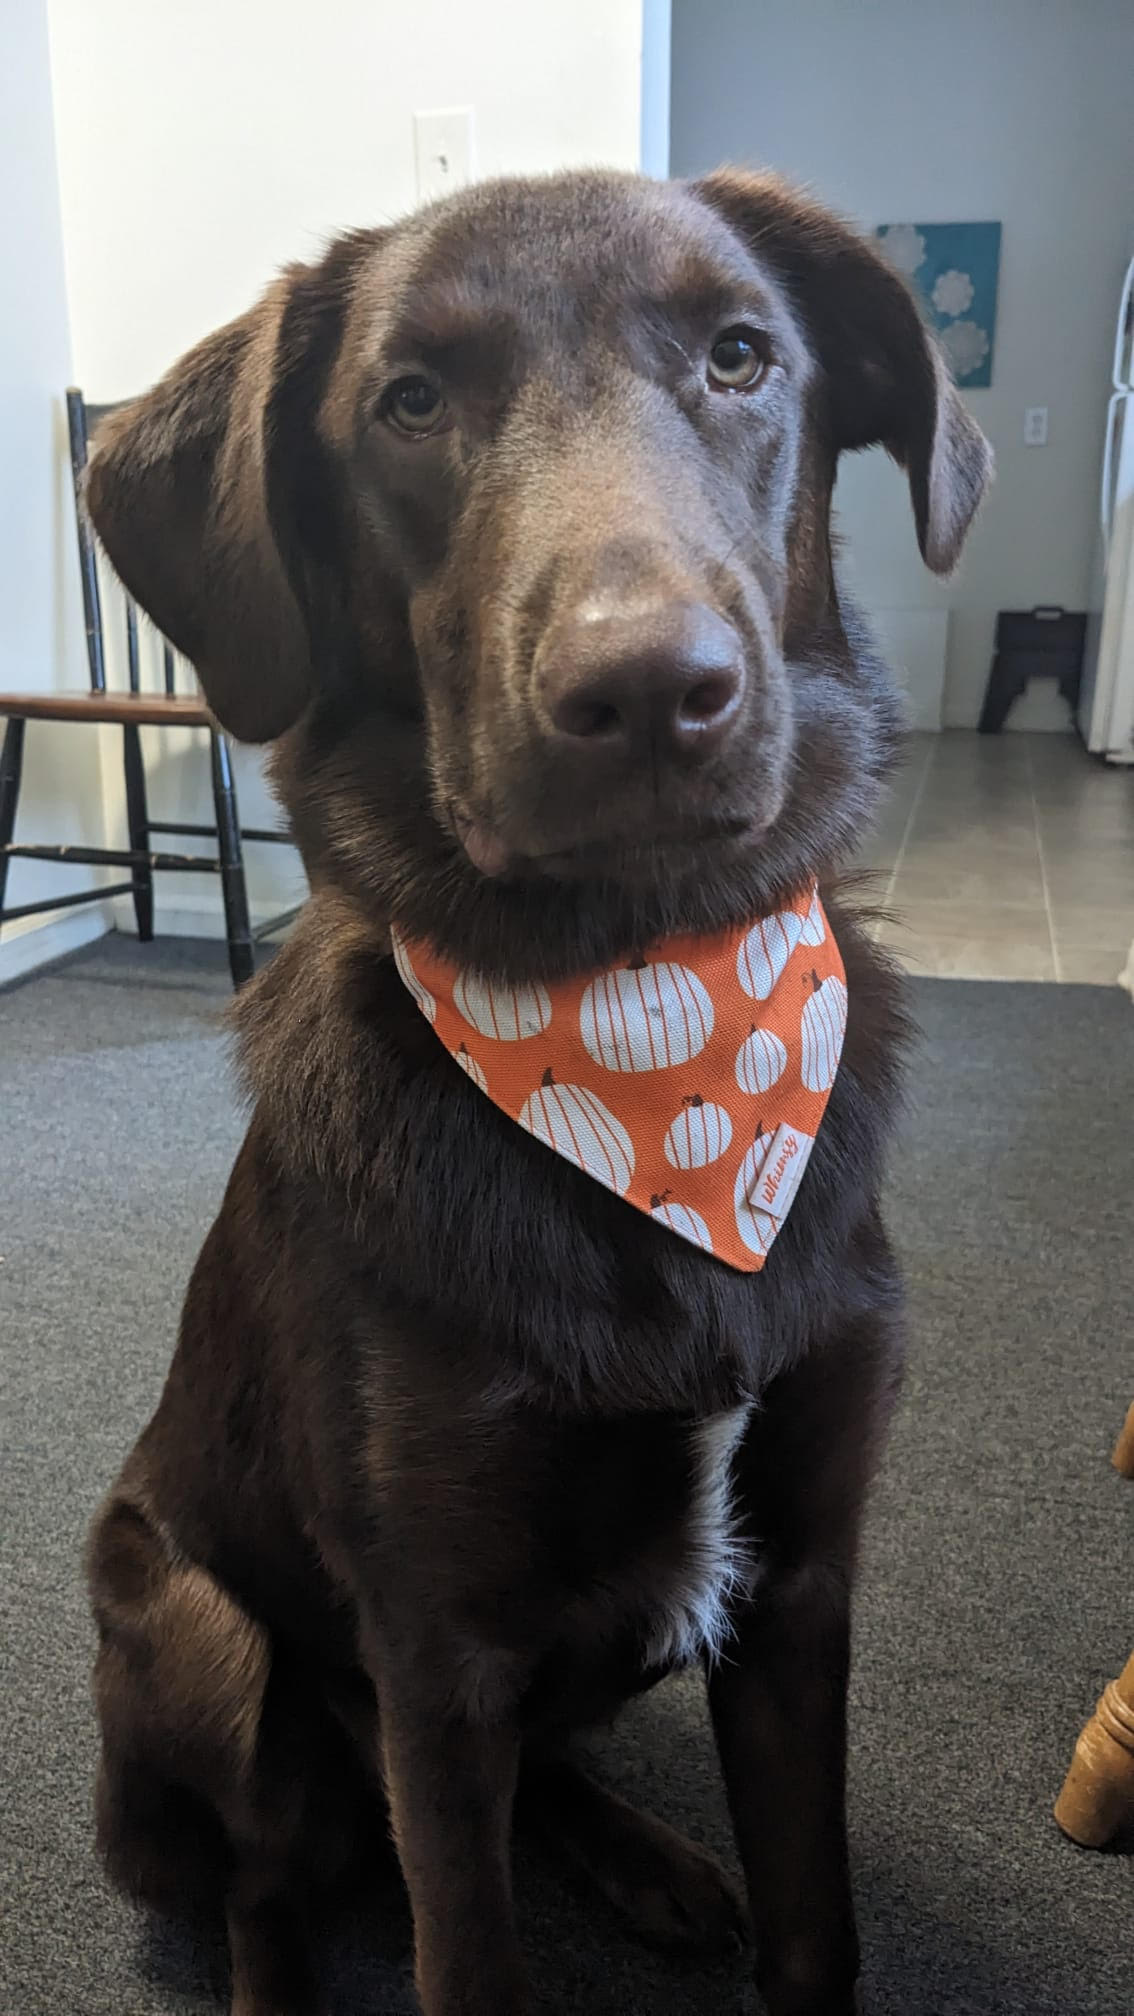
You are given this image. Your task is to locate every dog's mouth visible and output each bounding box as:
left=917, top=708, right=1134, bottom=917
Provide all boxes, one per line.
left=450, top=805, right=758, bottom=883
left=450, top=809, right=516, bottom=879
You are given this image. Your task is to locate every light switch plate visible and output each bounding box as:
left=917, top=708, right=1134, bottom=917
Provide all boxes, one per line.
left=1024, top=406, right=1049, bottom=446
left=414, top=108, right=474, bottom=204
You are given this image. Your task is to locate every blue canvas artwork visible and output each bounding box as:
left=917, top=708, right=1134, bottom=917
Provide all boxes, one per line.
left=875, top=220, right=1002, bottom=387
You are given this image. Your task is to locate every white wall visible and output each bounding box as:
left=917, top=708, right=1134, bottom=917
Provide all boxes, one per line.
left=670, top=0, right=1134, bottom=729
left=48, top=0, right=655, bottom=397
left=43, top=0, right=664, bottom=937
left=0, top=0, right=111, bottom=983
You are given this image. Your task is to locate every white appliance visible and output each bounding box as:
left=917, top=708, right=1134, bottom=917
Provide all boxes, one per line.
left=1079, top=255, right=1134, bottom=762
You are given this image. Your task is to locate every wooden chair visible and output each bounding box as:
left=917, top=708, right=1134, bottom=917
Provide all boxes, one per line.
left=0, top=389, right=303, bottom=988
left=1053, top=1403, right=1134, bottom=1848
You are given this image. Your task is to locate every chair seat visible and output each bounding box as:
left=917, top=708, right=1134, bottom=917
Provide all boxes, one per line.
left=0, top=690, right=213, bottom=728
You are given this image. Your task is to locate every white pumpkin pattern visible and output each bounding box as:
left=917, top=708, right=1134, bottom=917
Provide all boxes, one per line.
left=518, top=1071, right=635, bottom=1196
left=663, top=1096, right=733, bottom=1171
left=391, top=927, right=436, bottom=1024
left=733, top=1126, right=780, bottom=1257
left=454, top=969, right=552, bottom=1041
left=453, top=1044, right=488, bottom=1093
left=800, top=971, right=848, bottom=1093
left=800, top=889, right=826, bottom=947
left=390, top=888, right=841, bottom=1271
left=735, top=1024, right=788, bottom=1096
left=649, top=1194, right=714, bottom=1254
left=737, top=910, right=804, bottom=1000
left=580, top=959, right=714, bottom=1072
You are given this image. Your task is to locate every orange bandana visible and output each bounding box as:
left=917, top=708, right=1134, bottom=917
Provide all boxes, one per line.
left=392, top=886, right=845, bottom=1272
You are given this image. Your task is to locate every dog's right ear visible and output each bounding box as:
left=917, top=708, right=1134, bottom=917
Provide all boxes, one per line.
left=86, top=283, right=315, bottom=743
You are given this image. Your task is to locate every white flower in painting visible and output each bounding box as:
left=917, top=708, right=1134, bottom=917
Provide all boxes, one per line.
left=877, top=223, right=926, bottom=275
left=932, top=268, right=975, bottom=318
left=938, top=318, right=990, bottom=381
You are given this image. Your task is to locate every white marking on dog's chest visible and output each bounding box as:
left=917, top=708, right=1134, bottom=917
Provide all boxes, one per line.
left=643, top=1403, right=754, bottom=1670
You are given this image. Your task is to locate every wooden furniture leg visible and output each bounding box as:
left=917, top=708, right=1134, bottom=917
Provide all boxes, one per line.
left=1055, top=1651, right=1134, bottom=1848
left=1055, top=1405, right=1134, bottom=1848
left=1112, top=1402, right=1134, bottom=1480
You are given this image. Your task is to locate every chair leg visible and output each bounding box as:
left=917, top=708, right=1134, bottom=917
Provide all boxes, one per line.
left=0, top=716, right=27, bottom=930
left=1112, top=1401, right=1134, bottom=1479
left=1055, top=1650, right=1134, bottom=1848
left=209, top=730, right=254, bottom=989
left=121, top=721, right=154, bottom=942
left=1054, top=1409, right=1134, bottom=1848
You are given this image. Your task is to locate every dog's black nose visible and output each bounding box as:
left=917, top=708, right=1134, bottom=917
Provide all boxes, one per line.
left=541, top=603, right=745, bottom=760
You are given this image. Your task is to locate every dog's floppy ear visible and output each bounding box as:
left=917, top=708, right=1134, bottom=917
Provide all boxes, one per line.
left=86, top=279, right=317, bottom=742
left=692, top=169, right=993, bottom=574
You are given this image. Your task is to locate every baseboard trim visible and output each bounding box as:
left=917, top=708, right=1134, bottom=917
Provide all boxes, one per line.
left=0, top=903, right=112, bottom=988
left=107, top=892, right=305, bottom=940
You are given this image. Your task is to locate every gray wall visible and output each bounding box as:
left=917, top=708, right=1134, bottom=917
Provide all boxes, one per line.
left=670, top=0, right=1134, bottom=728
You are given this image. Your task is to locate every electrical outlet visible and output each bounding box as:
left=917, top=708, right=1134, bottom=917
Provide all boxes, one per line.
left=1024, top=406, right=1049, bottom=446
left=414, top=109, right=474, bottom=204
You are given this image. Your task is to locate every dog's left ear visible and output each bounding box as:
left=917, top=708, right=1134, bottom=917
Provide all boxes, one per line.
left=692, top=169, right=993, bottom=574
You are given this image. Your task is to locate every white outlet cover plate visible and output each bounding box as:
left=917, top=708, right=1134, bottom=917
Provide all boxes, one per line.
left=414, top=108, right=474, bottom=204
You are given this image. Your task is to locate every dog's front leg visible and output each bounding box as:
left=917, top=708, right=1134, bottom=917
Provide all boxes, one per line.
left=709, top=1564, right=859, bottom=2016
left=370, top=1655, right=531, bottom=2016
left=709, top=1308, right=901, bottom=2016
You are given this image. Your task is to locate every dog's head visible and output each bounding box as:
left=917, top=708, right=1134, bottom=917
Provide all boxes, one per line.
left=87, top=170, right=990, bottom=975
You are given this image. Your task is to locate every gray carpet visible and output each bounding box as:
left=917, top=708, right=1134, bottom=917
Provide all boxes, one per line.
left=1, top=935, right=1131, bottom=2016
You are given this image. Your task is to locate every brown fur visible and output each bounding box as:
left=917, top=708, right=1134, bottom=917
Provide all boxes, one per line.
left=84, top=168, right=990, bottom=2016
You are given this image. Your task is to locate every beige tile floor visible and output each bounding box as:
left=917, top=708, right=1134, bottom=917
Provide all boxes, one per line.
left=858, top=730, right=1134, bottom=983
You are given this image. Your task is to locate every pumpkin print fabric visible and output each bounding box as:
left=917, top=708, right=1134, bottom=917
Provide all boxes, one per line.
left=391, top=885, right=845, bottom=1273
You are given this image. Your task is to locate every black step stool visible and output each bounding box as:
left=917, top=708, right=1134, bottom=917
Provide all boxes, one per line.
left=978, top=606, right=1087, bottom=732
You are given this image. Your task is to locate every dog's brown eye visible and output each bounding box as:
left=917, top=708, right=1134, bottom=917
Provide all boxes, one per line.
left=708, top=328, right=767, bottom=391
left=383, top=377, right=446, bottom=436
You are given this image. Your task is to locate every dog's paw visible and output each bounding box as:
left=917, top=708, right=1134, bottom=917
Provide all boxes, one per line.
left=230, top=1999, right=331, bottom=2016
left=758, top=1978, right=861, bottom=2016
left=596, top=1825, right=751, bottom=1952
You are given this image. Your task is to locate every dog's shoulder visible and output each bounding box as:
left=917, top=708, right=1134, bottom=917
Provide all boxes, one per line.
left=823, top=880, right=915, bottom=1118
left=231, top=890, right=407, bottom=1193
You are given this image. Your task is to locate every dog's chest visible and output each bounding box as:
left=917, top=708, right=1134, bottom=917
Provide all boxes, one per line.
left=637, top=1402, right=755, bottom=1669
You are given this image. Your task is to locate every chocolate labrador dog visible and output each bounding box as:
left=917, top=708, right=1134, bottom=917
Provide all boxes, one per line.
left=84, top=168, right=990, bottom=2016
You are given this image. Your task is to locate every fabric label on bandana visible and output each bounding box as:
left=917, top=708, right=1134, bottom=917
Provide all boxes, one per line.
left=391, top=884, right=846, bottom=1273
left=746, top=1121, right=815, bottom=1223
